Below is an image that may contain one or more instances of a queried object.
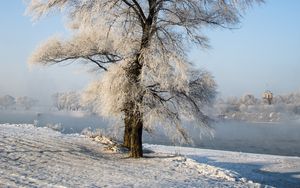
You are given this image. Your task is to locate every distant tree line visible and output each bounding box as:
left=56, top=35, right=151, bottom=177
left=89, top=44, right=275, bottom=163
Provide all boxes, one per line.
left=4, top=91, right=299, bottom=123
left=0, top=92, right=90, bottom=112
left=215, top=92, right=300, bottom=122
left=0, top=95, right=38, bottom=110
left=51, top=90, right=300, bottom=123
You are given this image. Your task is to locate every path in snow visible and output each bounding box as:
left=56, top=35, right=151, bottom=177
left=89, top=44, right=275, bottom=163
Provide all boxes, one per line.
left=0, top=124, right=299, bottom=187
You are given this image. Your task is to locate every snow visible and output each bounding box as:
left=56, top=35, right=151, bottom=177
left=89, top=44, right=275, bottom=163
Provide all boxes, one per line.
left=1, top=124, right=299, bottom=187
left=146, top=145, right=300, bottom=188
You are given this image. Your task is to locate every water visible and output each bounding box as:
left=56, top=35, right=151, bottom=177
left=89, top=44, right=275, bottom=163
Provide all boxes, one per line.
left=1, top=110, right=300, bottom=156
left=194, top=121, right=300, bottom=156
left=0, top=110, right=110, bottom=133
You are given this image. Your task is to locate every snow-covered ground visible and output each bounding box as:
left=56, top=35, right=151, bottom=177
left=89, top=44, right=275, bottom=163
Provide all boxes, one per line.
left=1, top=124, right=299, bottom=187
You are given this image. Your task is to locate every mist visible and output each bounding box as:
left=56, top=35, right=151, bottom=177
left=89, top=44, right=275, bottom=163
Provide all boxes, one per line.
left=0, top=63, right=92, bottom=105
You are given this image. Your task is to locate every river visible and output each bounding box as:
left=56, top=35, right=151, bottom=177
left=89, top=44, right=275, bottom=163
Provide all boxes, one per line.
left=1, top=110, right=299, bottom=156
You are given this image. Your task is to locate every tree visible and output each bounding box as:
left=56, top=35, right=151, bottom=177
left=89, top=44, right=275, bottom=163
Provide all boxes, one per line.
left=27, top=0, right=263, bottom=157
left=240, top=94, right=258, bottom=106
left=52, top=92, right=81, bottom=111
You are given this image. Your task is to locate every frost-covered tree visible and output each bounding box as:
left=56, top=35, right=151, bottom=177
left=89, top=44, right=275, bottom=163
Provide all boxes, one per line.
left=27, top=0, right=263, bottom=157
left=52, top=92, right=81, bottom=111
left=240, top=94, right=258, bottom=106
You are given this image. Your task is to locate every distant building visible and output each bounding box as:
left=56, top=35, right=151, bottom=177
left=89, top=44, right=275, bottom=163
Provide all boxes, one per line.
left=262, top=90, right=273, bottom=105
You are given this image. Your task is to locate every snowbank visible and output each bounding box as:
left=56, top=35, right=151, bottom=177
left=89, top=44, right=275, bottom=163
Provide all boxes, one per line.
left=0, top=124, right=299, bottom=187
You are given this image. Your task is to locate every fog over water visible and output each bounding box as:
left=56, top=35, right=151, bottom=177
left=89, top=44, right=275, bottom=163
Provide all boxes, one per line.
left=1, top=110, right=299, bottom=157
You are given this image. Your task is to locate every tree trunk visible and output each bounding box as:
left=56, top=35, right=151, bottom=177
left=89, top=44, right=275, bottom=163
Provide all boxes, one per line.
left=130, top=112, right=143, bottom=158
left=123, top=19, right=151, bottom=157
left=123, top=111, right=132, bottom=149
left=123, top=57, right=144, bottom=157
left=123, top=105, right=144, bottom=158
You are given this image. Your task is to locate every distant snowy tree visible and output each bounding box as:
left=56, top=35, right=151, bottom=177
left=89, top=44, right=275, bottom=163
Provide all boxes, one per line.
left=227, top=96, right=240, bottom=106
left=222, top=96, right=240, bottom=113
left=52, top=92, right=81, bottom=111
left=16, top=96, right=38, bottom=110
left=273, top=95, right=285, bottom=104
left=27, top=0, right=263, bottom=157
left=0, top=95, right=16, bottom=110
left=284, top=92, right=300, bottom=104
left=52, top=93, right=63, bottom=110
left=239, top=94, right=258, bottom=106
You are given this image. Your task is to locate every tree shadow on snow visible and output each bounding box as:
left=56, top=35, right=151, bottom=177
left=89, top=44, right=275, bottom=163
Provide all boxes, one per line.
left=3, top=145, right=111, bottom=161
left=188, top=155, right=300, bottom=188
left=142, top=154, right=179, bottom=159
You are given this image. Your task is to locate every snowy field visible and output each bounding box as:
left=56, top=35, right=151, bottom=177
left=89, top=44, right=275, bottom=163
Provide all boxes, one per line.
left=1, top=124, right=300, bottom=187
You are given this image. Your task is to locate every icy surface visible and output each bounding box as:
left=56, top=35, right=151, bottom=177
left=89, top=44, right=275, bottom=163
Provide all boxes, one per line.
left=0, top=124, right=299, bottom=187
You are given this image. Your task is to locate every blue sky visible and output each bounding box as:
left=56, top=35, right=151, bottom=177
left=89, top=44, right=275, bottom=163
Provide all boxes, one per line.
left=0, top=1, right=300, bottom=103
left=190, top=1, right=300, bottom=97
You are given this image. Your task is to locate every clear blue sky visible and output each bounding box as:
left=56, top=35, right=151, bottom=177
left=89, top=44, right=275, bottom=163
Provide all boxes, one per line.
left=0, top=1, right=300, bottom=104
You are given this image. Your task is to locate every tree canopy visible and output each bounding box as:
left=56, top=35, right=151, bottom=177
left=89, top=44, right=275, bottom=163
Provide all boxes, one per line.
left=27, top=0, right=263, bottom=157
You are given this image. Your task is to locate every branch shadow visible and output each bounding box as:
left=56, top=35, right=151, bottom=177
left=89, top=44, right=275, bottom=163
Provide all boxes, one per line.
left=2, top=144, right=112, bottom=161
